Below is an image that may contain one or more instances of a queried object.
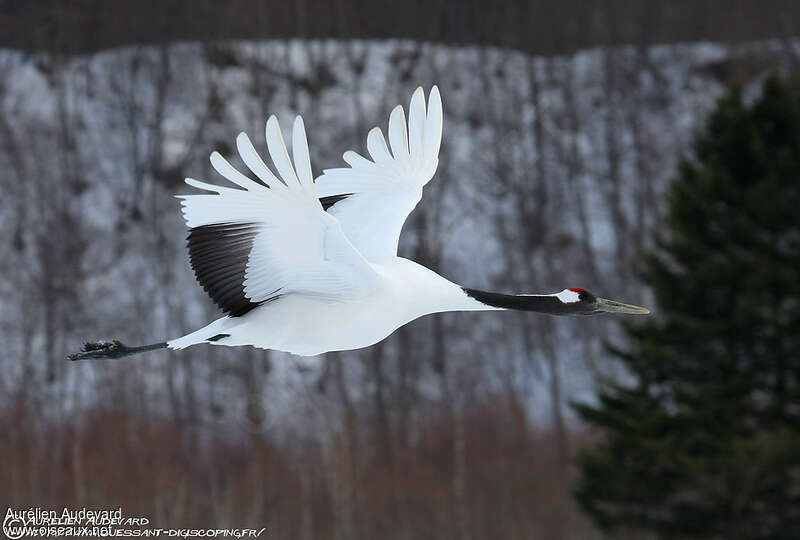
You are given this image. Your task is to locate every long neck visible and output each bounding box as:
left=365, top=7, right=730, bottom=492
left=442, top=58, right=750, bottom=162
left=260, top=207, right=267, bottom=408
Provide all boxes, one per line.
left=397, top=260, right=574, bottom=317
left=461, top=288, right=575, bottom=316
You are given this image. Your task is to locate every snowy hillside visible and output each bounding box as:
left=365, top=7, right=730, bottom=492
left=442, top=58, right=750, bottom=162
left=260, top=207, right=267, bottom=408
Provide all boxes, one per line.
left=0, top=38, right=793, bottom=431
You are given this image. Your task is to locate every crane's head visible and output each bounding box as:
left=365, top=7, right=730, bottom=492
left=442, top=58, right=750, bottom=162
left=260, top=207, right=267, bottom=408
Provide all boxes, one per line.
left=557, top=287, right=650, bottom=315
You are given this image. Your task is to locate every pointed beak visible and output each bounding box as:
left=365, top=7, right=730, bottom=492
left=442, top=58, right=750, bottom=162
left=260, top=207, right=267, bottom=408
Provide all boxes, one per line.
left=594, top=297, right=651, bottom=315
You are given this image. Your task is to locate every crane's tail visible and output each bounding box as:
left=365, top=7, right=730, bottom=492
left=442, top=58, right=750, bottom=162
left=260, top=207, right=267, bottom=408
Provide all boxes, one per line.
left=66, top=340, right=167, bottom=361
left=165, top=316, right=237, bottom=350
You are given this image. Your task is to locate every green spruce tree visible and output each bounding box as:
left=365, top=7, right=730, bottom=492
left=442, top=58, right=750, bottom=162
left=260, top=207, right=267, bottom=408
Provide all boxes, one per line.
left=574, top=77, right=800, bottom=540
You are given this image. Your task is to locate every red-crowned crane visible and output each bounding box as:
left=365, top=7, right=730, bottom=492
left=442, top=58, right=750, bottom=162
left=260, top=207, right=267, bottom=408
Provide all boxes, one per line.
left=68, top=86, right=649, bottom=361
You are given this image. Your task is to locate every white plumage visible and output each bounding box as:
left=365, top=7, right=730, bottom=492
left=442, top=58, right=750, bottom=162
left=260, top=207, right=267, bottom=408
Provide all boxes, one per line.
left=68, top=86, right=649, bottom=362
left=179, top=115, right=379, bottom=305
left=169, top=87, right=472, bottom=355
left=315, top=87, right=442, bottom=260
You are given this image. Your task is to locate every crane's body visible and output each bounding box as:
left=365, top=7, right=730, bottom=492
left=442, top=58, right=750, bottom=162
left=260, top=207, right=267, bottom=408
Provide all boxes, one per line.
left=68, top=86, right=648, bottom=362
left=169, top=258, right=487, bottom=356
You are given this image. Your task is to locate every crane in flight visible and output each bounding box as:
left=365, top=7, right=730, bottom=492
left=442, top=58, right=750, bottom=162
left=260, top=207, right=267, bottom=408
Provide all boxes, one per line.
left=68, top=86, right=649, bottom=361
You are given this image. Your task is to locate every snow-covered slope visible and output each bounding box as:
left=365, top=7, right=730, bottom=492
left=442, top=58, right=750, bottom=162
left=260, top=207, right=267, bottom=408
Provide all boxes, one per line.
left=0, top=39, right=793, bottom=429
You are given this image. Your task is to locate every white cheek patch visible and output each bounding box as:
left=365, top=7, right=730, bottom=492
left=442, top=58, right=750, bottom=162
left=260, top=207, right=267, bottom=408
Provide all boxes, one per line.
left=554, top=289, right=581, bottom=303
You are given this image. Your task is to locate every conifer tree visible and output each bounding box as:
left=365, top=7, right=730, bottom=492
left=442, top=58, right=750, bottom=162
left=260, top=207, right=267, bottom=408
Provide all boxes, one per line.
left=574, top=77, right=800, bottom=540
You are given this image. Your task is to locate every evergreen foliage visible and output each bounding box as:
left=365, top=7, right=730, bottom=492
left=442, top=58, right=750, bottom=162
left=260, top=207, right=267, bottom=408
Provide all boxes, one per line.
left=574, top=77, right=800, bottom=539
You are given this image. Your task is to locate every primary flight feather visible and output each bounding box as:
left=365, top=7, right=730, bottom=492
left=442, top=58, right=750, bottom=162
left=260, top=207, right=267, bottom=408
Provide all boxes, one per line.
left=68, top=86, right=649, bottom=361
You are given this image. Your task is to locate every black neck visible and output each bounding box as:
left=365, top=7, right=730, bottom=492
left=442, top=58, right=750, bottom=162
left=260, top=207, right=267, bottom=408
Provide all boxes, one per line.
left=463, top=288, right=576, bottom=316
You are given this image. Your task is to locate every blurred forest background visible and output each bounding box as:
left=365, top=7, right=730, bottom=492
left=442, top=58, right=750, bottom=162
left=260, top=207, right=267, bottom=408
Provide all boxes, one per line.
left=1, top=1, right=799, bottom=539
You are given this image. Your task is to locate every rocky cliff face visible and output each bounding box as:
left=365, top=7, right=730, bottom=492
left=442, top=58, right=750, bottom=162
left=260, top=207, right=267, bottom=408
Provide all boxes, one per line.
left=0, top=38, right=792, bottom=424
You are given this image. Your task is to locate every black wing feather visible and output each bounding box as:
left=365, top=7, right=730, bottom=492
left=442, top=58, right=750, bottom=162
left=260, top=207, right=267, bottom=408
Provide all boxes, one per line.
left=187, top=195, right=350, bottom=317
left=187, top=222, right=264, bottom=317
left=320, top=194, right=352, bottom=210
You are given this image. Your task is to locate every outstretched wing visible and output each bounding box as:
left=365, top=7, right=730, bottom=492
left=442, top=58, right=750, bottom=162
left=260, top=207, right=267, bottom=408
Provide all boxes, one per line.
left=315, top=86, right=443, bottom=261
left=177, top=115, right=379, bottom=317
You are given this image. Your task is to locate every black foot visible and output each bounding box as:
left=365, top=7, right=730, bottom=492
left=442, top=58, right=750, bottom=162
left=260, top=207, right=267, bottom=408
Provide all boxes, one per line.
left=67, top=340, right=128, bottom=361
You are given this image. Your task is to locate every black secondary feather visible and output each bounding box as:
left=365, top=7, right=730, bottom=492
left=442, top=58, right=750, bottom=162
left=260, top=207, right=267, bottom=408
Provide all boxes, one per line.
left=320, top=194, right=352, bottom=210
left=187, top=222, right=266, bottom=317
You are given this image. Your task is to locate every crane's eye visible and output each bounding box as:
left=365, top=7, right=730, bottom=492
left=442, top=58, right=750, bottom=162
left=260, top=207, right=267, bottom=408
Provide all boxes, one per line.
left=569, top=287, right=589, bottom=300
left=569, top=287, right=590, bottom=301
